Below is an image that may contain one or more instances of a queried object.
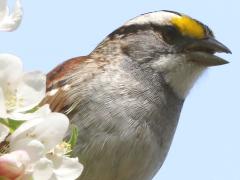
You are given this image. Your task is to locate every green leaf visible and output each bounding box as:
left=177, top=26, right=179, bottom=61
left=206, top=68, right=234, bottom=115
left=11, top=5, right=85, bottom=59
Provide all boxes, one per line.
left=0, top=176, right=7, bottom=180
left=23, top=106, right=39, bottom=113
left=0, top=118, right=8, bottom=127
left=0, top=118, right=25, bottom=133
left=68, top=124, right=79, bottom=150
left=7, top=119, right=25, bottom=132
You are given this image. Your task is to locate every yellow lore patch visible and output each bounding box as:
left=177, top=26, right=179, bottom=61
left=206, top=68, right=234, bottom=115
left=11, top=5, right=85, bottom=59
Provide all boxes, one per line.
left=171, top=16, right=205, bottom=39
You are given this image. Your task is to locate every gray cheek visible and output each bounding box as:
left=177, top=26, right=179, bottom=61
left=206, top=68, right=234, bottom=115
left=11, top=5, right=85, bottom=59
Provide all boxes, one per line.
left=120, top=31, right=173, bottom=64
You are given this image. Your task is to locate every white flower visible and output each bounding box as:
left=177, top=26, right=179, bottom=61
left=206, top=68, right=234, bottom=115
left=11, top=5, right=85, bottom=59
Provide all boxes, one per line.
left=7, top=105, right=83, bottom=180
left=10, top=105, right=70, bottom=152
left=0, top=150, right=30, bottom=179
left=0, top=2, right=83, bottom=179
left=9, top=103, right=51, bottom=122
left=0, top=53, right=46, bottom=119
left=44, top=154, right=83, bottom=180
left=0, top=0, right=23, bottom=31
left=33, top=152, right=83, bottom=180
left=42, top=142, right=83, bottom=180
left=0, top=54, right=83, bottom=180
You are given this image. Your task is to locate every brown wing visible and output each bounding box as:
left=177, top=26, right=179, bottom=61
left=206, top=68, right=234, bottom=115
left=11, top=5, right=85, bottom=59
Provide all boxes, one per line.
left=46, top=56, right=88, bottom=91
left=41, top=54, right=109, bottom=114
left=41, top=56, right=88, bottom=113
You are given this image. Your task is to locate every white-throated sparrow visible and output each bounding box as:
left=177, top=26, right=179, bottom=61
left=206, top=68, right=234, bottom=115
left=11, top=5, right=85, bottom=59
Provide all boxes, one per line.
left=42, top=10, right=231, bottom=180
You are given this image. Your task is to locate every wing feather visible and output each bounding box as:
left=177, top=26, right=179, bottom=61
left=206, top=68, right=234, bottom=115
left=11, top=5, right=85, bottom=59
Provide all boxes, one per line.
left=41, top=55, right=107, bottom=114
left=40, top=56, right=88, bottom=113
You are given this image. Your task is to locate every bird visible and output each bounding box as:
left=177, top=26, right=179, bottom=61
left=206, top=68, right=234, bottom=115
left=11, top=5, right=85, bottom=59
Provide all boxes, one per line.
left=42, top=10, right=231, bottom=180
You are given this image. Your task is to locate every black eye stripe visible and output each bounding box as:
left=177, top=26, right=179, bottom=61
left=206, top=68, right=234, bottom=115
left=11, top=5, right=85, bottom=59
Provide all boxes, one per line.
left=152, top=25, right=179, bottom=35
left=108, top=24, right=152, bottom=39
left=107, top=22, right=212, bottom=43
left=108, top=23, right=181, bottom=40
left=151, top=25, right=181, bottom=44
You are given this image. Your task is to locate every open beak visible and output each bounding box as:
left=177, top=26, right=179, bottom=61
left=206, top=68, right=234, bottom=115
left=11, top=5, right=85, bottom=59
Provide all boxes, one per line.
left=185, top=37, right=231, bottom=66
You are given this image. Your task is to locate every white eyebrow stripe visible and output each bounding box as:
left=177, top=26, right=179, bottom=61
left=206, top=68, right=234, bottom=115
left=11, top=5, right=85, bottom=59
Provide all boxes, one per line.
left=124, top=11, right=179, bottom=27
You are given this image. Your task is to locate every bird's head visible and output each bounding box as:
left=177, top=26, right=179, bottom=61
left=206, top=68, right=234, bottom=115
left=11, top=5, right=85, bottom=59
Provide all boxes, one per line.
left=92, top=10, right=231, bottom=98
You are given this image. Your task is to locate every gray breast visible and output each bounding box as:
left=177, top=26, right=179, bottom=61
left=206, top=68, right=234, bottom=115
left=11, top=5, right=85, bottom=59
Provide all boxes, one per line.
left=69, top=57, right=184, bottom=180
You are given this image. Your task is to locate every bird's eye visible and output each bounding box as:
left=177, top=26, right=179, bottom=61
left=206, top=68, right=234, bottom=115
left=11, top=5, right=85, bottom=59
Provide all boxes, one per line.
left=161, top=26, right=180, bottom=44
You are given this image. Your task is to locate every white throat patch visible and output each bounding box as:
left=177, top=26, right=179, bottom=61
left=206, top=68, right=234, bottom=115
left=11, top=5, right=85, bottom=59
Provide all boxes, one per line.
left=151, top=54, right=206, bottom=99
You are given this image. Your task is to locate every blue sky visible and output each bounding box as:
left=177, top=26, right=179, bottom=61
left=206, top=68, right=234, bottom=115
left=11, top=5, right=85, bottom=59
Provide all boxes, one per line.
left=1, top=0, right=239, bottom=179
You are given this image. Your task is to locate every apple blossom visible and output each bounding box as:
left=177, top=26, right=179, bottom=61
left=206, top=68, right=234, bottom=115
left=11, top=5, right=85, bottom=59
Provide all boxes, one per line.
left=0, top=0, right=23, bottom=32
left=0, top=53, right=46, bottom=119
left=0, top=1, right=83, bottom=179
left=10, top=105, right=83, bottom=179
left=10, top=105, right=70, bottom=153
left=0, top=54, right=83, bottom=179
left=0, top=150, right=30, bottom=179
left=0, top=105, right=83, bottom=180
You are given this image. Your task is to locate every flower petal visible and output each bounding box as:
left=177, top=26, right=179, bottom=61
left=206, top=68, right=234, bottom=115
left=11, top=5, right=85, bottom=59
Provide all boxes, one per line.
left=0, top=53, right=23, bottom=88
left=0, top=54, right=24, bottom=114
left=10, top=112, right=69, bottom=151
left=0, top=0, right=23, bottom=32
left=10, top=139, right=45, bottom=163
left=15, top=71, right=46, bottom=112
left=48, top=154, right=83, bottom=180
left=0, top=150, right=30, bottom=179
left=0, top=0, right=8, bottom=21
left=9, top=104, right=51, bottom=121
left=32, top=158, right=53, bottom=180
left=0, top=54, right=46, bottom=117
left=0, top=124, right=9, bottom=142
